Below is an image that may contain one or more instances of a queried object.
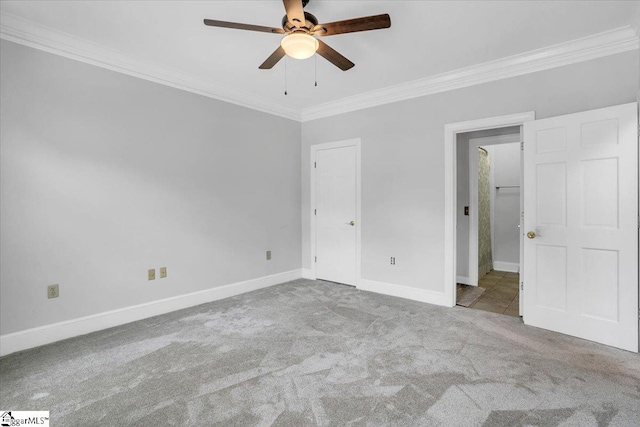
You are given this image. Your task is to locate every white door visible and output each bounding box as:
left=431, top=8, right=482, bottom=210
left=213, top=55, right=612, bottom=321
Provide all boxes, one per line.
left=523, top=102, right=638, bottom=352
left=315, top=146, right=357, bottom=285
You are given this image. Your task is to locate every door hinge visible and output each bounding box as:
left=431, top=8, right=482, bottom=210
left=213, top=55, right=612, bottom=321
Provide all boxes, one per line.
left=315, top=256, right=317, bottom=263
left=520, top=141, right=524, bottom=151
left=314, top=209, right=317, bottom=215
left=314, top=162, right=316, bottom=168
left=520, top=282, right=524, bottom=291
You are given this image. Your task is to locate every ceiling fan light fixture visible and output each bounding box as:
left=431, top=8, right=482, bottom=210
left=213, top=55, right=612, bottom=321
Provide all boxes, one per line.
left=280, top=33, right=318, bottom=59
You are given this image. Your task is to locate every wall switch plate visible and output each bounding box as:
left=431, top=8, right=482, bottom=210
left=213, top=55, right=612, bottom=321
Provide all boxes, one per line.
left=159, top=267, right=167, bottom=278
left=47, top=284, right=59, bottom=299
left=148, top=269, right=155, bottom=280
left=266, top=251, right=271, bottom=260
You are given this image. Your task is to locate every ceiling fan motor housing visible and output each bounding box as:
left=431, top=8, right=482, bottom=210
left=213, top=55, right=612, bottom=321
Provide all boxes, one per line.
left=282, top=11, right=318, bottom=33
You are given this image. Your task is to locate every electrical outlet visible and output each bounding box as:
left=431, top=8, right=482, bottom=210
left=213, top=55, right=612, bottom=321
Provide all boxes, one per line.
left=266, top=250, right=271, bottom=260
left=159, top=267, right=167, bottom=278
left=148, top=269, right=155, bottom=280
left=390, top=257, right=396, bottom=265
left=47, top=284, right=59, bottom=299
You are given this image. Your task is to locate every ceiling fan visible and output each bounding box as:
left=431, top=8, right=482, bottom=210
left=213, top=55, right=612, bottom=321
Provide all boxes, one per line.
left=204, top=0, right=391, bottom=71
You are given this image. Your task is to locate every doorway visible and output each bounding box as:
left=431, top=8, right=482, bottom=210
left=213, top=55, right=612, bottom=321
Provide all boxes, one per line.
left=443, top=111, right=535, bottom=308
left=456, top=128, right=522, bottom=316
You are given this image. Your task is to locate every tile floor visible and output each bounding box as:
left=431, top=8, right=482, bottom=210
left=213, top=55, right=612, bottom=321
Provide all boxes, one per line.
left=469, top=270, right=520, bottom=317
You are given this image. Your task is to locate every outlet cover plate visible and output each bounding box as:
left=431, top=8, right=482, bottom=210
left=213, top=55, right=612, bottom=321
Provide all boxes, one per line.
left=148, top=269, right=155, bottom=280
left=266, top=251, right=271, bottom=260
left=159, top=267, right=167, bottom=278
left=47, top=284, right=59, bottom=299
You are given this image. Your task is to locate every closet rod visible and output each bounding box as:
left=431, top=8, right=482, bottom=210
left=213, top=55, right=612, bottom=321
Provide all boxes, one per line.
left=495, top=185, right=520, bottom=189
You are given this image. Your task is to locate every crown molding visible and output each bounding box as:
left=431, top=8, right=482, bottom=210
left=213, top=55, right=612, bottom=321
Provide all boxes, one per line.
left=300, top=26, right=639, bottom=122
left=1, top=11, right=638, bottom=124
left=0, top=12, right=302, bottom=122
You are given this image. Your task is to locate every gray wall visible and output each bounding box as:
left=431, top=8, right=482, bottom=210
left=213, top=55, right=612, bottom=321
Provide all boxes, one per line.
left=2, top=41, right=638, bottom=335
left=0, top=40, right=302, bottom=335
left=301, top=51, right=639, bottom=293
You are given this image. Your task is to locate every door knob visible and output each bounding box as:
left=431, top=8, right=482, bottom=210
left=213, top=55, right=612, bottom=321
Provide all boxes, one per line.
left=348, top=221, right=355, bottom=226
left=526, top=231, right=536, bottom=239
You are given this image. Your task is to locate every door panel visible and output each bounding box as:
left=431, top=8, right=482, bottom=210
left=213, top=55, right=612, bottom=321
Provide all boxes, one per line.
left=315, top=146, right=357, bottom=285
left=523, top=102, right=638, bottom=352
left=582, top=248, right=618, bottom=321
left=535, top=244, right=567, bottom=311
left=582, top=158, right=618, bottom=228
left=536, top=162, right=567, bottom=226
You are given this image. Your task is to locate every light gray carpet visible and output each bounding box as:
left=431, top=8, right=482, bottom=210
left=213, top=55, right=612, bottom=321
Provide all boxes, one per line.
left=456, top=284, right=486, bottom=307
left=1, top=279, right=639, bottom=426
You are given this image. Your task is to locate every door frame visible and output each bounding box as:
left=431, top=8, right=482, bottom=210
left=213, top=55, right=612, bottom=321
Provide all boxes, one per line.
left=468, top=134, right=522, bottom=287
left=444, top=112, right=535, bottom=307
left=310, top=138, right=362, bottom=285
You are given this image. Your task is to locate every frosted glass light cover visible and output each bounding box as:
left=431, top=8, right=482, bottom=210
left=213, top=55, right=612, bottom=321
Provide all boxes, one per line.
left=281, top=34, right=319, bottom=59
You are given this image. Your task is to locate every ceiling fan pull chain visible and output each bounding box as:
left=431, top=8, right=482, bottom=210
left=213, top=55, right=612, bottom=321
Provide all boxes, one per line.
left=314, top=53, right=318, bottom=87
left=284, top=56, right=288, bottom=95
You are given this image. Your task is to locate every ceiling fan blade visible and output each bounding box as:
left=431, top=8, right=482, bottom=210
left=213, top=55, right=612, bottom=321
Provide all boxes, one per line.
left=313, top=14, right=391, bottom=36
left=204, top=19, right=284, bottom=34
left=259, top=46, right=286, bottom=69
left=282, top=0, right=306, bottom=27
left=316, top=39, right=354, bottom=71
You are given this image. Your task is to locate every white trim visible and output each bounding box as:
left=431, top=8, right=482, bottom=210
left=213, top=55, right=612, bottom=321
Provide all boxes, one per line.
left=301, top=26, right=638, bottom=121
left=456, top=276, right=471, bottom=286
left=0, top=12, right=301, bottom=122
left=358, top=279, right=448, bottom=307
left=0, top=269, right=302, bottom=357
left=519, top=135, right=525, bottom=316
left=1, top=12, right=637, bottom=123
left=301, top=268, right=316, bottom=280
left=493, top=261, right=520, bottom=273
left=310, top=138, right=362, bottom=286
left=444, top=112, right=535, bottom=308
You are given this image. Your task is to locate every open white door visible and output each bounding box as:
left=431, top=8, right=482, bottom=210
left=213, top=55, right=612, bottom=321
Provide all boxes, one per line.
left=523, top=102, right=638, bottom=352
left=315, top=145, right=357, bottom=285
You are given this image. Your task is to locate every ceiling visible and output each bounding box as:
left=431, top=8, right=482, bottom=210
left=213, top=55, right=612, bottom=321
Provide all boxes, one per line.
left=1, top=1, right=638, bottom=115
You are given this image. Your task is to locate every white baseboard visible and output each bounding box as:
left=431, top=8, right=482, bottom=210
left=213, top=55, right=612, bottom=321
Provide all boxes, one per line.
left=0, top=269, right=302, bottom=357
left=301, top=268, right=316, bottom=280
left=492, top=261, right=520, bottom=273
left=456, top=276, right=471, bottom=285
left=358, top=279, right=448, bottom=307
